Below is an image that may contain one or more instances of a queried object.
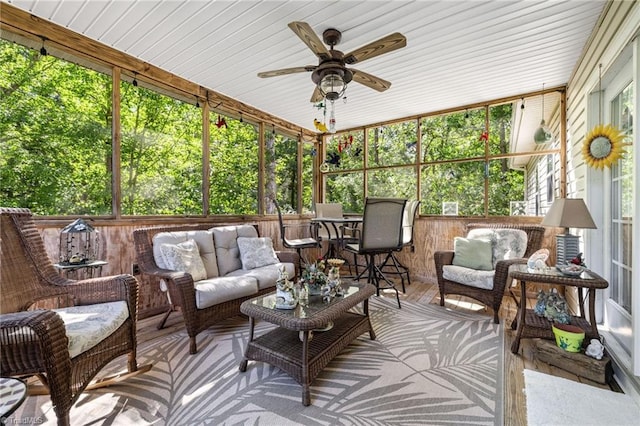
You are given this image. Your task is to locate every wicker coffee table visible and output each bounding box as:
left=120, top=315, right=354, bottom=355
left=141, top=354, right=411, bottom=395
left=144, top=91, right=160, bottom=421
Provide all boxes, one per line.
left=239, top=282, right=376, bottom=406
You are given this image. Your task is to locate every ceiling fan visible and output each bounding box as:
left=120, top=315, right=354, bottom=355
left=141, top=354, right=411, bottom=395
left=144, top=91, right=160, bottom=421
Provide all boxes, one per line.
left=258, top=21, right=406, bottom=103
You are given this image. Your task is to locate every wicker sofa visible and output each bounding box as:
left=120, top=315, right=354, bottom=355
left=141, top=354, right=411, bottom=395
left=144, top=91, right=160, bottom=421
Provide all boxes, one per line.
left=134, top=224, right=297, bottom=354
left=434, top=223, right=545, bottom=323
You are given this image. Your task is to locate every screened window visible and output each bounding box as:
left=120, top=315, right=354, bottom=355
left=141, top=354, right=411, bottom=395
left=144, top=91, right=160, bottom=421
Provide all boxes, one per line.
left=120, top=81, right=202, bottom=215
left=209, top=116, right=258, bottom=214
left=0, top=40, right=112, bottom=215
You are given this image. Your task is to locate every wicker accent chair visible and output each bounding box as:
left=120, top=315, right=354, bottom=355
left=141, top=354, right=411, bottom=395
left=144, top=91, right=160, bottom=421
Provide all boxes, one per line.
left=434, top=223, right=545, bottom=324
left=0, top=208, right=150, bottom=426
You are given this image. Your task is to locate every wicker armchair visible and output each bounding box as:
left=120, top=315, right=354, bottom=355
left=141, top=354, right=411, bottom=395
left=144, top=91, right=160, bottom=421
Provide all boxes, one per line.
left=0, top=208, right=150, bottom=426
left=434, top=223, right=545, bottom=324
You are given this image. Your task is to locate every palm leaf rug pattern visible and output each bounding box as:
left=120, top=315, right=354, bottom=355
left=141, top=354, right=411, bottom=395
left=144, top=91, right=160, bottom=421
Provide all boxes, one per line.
left=10, top=298, right=503, bottom=425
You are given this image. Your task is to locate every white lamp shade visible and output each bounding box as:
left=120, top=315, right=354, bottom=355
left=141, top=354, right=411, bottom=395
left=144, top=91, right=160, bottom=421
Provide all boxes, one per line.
left=541, top=198, right=597, bottom=229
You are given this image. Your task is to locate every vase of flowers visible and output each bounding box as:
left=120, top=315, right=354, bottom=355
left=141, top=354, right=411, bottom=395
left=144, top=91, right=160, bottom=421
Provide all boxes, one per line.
left=301, top=259, right=328, bottom=296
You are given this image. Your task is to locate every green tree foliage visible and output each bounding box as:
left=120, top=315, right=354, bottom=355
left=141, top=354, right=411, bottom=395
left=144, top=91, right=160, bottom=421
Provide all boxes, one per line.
left=120, top=82, right=202, bottom=215
left=209, top=118, right=258, bottom=214
left=0, top=40, right=112, bottom=215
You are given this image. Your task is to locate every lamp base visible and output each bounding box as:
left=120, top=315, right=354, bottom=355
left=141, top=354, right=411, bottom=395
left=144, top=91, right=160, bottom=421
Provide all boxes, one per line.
left=555, top=234, right=580, bottom=266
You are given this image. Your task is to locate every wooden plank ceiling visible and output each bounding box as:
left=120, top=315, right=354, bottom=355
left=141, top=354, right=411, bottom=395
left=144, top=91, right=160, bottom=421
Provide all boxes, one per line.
left=4, top=0, right=605, bottom=137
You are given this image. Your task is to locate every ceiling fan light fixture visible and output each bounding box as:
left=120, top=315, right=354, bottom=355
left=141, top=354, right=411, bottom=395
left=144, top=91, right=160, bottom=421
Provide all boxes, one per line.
left=319, top=71, right=346, bottom=101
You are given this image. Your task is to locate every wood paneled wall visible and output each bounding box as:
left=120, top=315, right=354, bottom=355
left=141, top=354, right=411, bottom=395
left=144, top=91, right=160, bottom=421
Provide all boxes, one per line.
left=35, top=216, right=556, bottom=319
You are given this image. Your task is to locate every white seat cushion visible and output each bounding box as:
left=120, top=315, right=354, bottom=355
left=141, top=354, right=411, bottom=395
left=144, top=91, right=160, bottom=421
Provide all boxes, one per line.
left=442, top=265, right=495, bottom=290
left=226, top=262, right=295, bottom=291
left=53, top=301, right=130, bottom=358
left=194, top=276, right=258, bottom=309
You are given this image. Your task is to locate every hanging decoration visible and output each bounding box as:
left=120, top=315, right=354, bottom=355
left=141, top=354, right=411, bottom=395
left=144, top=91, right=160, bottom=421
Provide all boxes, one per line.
left=40, top=37, right=48, bottom=56
left=215, top=115, right=227, bottom=129
left=337, top=134, right=353, bottom=153
left=327, top=152, right=341, bottom=167
left=328, top=100, right=336, bottom=134
left=582, top=124, right=626, bottom=169
left=314, top=119, right=328, bottom=132
left=582, top=64, right=628, bottom=169
left=313, top=101, right=328, bottom=133
left=534, top=83, right=552, bottom=144
left=479, top=131, right=488, bottom=141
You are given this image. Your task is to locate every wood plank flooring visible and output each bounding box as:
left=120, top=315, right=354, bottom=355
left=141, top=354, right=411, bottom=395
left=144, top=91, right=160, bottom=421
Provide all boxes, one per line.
left=136, top=277, right=618, bottom=425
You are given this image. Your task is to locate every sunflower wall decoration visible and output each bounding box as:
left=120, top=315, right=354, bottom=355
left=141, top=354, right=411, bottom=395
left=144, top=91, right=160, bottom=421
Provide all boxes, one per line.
left=582, top=124, right=627, bottom=169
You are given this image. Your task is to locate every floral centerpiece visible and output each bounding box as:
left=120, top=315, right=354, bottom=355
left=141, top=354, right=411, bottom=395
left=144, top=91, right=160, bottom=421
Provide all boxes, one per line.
left=301, top=259, right=327, bottom=296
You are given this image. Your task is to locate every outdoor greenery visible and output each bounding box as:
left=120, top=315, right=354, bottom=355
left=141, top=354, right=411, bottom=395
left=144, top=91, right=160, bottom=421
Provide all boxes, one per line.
left=324, top=106, right=525, bottom=215
left=2, top=38, right=537, bottom=217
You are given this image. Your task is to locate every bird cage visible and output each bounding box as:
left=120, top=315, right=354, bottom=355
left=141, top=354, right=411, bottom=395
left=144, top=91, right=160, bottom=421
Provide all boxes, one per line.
left=58, top=218, right=104, bottom=265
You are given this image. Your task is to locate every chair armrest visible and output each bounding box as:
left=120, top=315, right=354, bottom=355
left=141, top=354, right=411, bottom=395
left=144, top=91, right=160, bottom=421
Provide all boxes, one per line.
left=434, top=250, right=455, bottom=267
left=64, top=275, right=139, bottom=316
left=0, top=310, right=72, bottom=382
left=339, top=225, right=361, bottom=242
left=283, top=222, right=319, bottom=240
left=493, top=258, right=527, bottom=294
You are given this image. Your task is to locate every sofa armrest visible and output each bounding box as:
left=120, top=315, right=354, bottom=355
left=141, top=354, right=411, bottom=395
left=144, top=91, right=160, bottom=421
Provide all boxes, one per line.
left=276, top=250, right=299, bottom=265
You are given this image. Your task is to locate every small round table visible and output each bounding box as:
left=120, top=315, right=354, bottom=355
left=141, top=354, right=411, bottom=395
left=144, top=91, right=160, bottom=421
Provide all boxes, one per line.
left=0, top=377, right=27, bottom=423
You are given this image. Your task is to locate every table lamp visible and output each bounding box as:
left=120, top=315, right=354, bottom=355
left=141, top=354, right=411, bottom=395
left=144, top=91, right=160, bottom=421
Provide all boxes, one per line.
left=541, top=198, right=597, bottom=266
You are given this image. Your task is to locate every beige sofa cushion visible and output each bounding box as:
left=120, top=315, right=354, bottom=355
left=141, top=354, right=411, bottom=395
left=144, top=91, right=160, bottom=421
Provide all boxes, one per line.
left=194, top=276, right=258, bottom=309
left=153, top=230, right=219, bottom=278
left=211, top=225, right=258, bottom=276
left=226, top=262, right=295, bottom=291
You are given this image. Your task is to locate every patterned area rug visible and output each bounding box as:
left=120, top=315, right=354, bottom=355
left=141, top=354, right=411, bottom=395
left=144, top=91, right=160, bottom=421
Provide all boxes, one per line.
left=10, top=298, right=503, bottom=425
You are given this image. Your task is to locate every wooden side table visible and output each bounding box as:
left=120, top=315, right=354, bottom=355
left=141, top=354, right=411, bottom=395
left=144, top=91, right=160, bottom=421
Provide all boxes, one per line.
left=0, top=377, right=27, bottom=424
left=509, top=264, right=608, bottom=354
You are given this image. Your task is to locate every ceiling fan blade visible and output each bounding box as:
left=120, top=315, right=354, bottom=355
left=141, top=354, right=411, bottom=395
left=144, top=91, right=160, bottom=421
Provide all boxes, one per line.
left=351, top=68, right=391, bottom=92
left=288, top=21, right=331, bottom=60
left=310, top=87, right=324, bottom=103
left=257, top=65, right=316, bottom=78
left=343, top=32, right=406, bottom=65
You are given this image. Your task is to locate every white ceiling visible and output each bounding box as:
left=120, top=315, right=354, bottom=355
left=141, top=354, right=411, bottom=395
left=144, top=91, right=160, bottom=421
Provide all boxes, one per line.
left=5, top=0, right=606, bottom=134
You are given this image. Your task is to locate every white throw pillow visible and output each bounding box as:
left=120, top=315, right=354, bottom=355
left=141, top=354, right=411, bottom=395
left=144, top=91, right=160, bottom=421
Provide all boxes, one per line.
left=160, top=239, right=207, bottom=281
left=236, top=237, right=279, bottom=270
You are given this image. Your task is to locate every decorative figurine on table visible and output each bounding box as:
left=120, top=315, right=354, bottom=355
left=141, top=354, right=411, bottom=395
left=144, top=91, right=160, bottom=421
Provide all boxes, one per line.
left=570, top=252, right=587, bottom=268
left=534, top=289, right=571, bottom=324
left=326, top=258, right=345, bottom=297
left=275, top=265, right=297, bottom=309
